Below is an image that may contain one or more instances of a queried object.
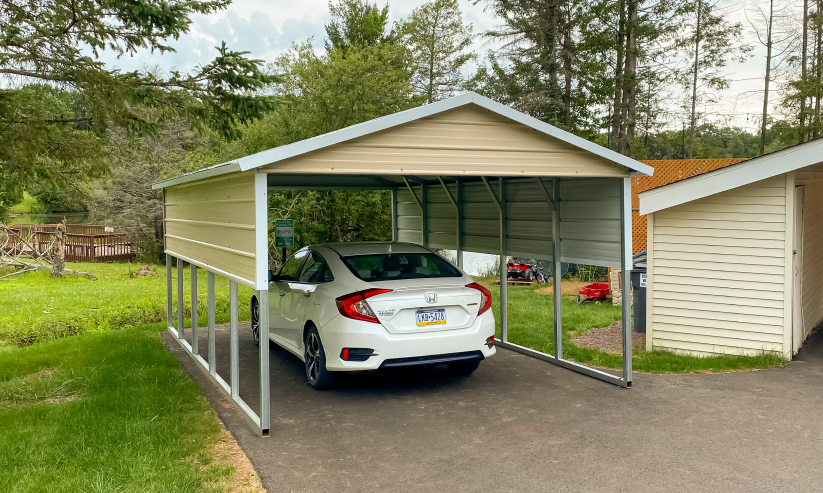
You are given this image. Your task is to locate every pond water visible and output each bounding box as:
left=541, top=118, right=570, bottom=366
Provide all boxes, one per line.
left=1, top=212, right=92, bottom=226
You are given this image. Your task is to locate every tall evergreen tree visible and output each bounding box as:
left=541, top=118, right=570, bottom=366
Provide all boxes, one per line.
left=399, top=0, right=475, bottom=103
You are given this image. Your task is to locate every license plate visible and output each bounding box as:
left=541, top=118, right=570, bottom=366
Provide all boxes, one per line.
left=416, top=308, right=446, bottom=326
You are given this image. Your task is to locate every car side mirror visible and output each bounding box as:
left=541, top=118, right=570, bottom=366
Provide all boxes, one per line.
left=268, top=269, right=274, bottom=282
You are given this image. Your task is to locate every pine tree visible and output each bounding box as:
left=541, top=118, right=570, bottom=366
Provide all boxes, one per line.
left=399, top=0, right=475, bottom=103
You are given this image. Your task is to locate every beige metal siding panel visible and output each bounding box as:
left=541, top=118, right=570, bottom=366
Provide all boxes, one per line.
left=654, top=282, right=784, bottom=300
left=652, top=314, right=783, bottom=335
left=653, top=226, right=786, bottom=240
left=164, top=171, right=257, bottom=285
left=654, top=250, right=784, bottom=267
left=653, top=234, right=785, bottom=250
left=260, top=105, right=629, bottom=177
left=652, top=324, right=784, bottom=344
left=647, top=174, right=788, bottom=356
left=651, top=333, right=783, bottom=355
left=559, top=178, right=622, bottom=267
left=654, top=268, right=784, bottom=292
left=795, top=170, right=823, bottom=341
left=654, top=242, right=786, bottom=258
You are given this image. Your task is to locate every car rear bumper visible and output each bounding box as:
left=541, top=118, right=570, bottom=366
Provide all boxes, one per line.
left=319, top=311, right=496, bottom=371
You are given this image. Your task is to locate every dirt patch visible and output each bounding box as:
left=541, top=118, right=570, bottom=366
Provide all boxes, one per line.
left=535, top=281, right=602, bottom=296
left=212, top=419, right=266, bottom=493
left=572, top=320, right=645, bottom=355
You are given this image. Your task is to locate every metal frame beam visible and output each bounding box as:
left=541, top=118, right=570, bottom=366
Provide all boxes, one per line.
left=437, top=177, right=463, bottom=268
left=190, top=265, right=198, bottom=354
left=620, top=177, right=633, bottom=385
left=499, top=178, right=508, bottom=341
left=166, top=257, right=271, bottom=435
left=553, top=178, right=562, bottom=359
left=534, top=177, right=556, bottom=211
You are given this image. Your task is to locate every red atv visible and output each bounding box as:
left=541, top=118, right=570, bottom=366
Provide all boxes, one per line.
left=506, top=262, right=548, bottom=284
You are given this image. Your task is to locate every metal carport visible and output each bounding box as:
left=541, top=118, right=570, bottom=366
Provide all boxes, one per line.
left=152, top=92, right=654, bottom=436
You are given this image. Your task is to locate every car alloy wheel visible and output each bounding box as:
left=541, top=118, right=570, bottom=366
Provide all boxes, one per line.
left=306, top=332, right=321, bottom=383
left=250, top=296, right=260, bottom=345
left=303, top=326, right=339, bottom=389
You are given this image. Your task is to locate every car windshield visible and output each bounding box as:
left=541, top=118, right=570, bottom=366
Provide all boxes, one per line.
left=342, top=253, right=461, bottom=282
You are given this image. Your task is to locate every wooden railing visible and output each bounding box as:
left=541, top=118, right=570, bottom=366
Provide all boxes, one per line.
left=4, top=224, right=135, bottom=263
left=34, top=231, right=135, bottom=262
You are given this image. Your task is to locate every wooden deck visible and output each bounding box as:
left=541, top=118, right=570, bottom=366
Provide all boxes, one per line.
left=5, top=224, right=135, bottom=262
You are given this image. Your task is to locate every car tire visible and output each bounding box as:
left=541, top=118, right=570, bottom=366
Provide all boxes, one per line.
left=304, top=326, right=339, bottom=390
left=250, top=296, right=260, bottom=346
left=447, top=360, right=481, bottom=374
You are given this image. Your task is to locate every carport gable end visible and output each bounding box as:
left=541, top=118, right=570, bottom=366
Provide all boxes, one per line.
left=152, top=92, right=653, bottom=189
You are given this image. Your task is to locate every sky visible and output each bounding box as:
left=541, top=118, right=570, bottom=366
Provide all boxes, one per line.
left=95, top=0, right=795, bottom=134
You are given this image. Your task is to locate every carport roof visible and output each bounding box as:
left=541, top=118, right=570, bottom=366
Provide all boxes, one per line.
left=152, top=92, right=653, bottom=190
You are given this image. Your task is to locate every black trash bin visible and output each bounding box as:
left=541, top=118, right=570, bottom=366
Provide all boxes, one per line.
left=630, top=267, right=648, bottom=333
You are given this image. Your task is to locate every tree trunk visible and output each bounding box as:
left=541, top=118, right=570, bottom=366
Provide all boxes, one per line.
left=801, top=0, right=808, bottom=138
left=624, top=0, right=638, bottom=157
left=816, top=0, right=822, bottom=138
left=50, top=219, right=66, bottom=278
left=563, top=5, right=573, bottom=130
left=689, top=0, right=702, bottom=159
left=611, top=0, right=627, bottom=151
left=760, top=0, right=775, bottom=156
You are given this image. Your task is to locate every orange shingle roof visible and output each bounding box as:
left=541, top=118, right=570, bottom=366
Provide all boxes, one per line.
left=631, top=158, right=749, bottom=254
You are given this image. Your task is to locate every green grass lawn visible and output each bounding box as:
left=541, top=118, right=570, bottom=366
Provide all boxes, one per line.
left=478, top=279, right=787, bottom=374
left=0, top=323, right=233, bottom=492
left=8, top=192, right=39, bottom=214
left=0, top=262, right=253, bottom=347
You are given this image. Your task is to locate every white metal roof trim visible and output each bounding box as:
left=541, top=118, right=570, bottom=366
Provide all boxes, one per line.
left=639, top=137, right=823, bottom=214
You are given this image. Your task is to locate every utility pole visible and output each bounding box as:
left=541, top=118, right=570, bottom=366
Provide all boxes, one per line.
left=681, top=122, right=686, bottom=158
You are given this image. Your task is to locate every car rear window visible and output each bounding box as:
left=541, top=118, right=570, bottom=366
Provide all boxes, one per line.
left=342, top=253, right=461, bottom=282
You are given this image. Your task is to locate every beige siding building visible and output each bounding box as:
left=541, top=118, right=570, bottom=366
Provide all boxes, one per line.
left=640, top=139, right=823, bottom=357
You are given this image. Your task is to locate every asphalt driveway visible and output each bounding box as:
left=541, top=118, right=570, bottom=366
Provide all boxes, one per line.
left=164, top=324, right=823, bottom=492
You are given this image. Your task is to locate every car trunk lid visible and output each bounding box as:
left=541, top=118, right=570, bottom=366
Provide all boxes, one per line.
left=362, top=279, right=481, bottom=334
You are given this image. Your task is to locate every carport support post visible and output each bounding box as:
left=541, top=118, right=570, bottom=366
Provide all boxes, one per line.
left=230, top=280, right=239, bottom=397
left=177, top=260, right=184, bottom=340
left=190, top=266, right=198, bottom=354
left=257, top=289, right=270, bottom=431
left=208, top=272, right=216, bottom=375
left=499, top=178, right=508, bottom=342
left=553, top=178, right=562, bottom=359
left=620, top=177, right=633, bottom=385
left=166, top=255, right=173, bottom=330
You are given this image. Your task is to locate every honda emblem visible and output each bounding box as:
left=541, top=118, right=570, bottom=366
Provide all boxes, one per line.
left=425, top=292, right=437, bottom=303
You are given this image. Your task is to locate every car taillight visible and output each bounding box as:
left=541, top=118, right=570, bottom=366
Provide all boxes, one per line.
left=335, top=289, right=393, bottom=324
left=466, top=282, right=492, bottom=315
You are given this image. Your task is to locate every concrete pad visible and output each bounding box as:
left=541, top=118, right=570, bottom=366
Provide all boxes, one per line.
left=164, top=324, right=823, bottom=492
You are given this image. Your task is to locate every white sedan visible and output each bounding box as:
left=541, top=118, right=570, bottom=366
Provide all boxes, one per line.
left=250, top=242, right=496, bottom=389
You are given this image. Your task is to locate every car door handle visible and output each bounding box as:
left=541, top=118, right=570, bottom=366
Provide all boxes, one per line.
left=278, top=292, right=286, bottom=297
left=302, top=291, right=312, bottom=297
